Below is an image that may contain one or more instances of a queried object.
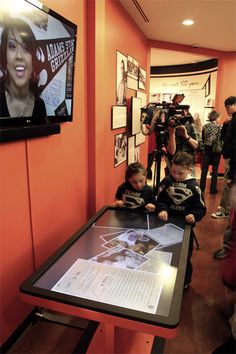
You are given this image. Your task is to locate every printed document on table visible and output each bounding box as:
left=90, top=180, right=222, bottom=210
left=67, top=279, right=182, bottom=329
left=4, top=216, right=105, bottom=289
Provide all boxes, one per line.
left=52, top=258, right=164, bottom=314
left=147, top=223, right=184, bottom=245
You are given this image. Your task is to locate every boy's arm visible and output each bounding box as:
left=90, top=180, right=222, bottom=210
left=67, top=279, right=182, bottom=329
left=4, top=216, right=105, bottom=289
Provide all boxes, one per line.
left=189, top=185, right=206, bottom=222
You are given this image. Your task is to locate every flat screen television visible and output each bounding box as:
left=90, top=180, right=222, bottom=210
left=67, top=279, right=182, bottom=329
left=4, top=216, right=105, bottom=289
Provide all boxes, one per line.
left=0, top=0, right=77, bottom=142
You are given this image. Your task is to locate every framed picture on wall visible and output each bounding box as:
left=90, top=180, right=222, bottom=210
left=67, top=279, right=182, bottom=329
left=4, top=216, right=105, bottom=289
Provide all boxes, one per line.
left=116, top=51, right=127, bottom=105
left=114, top=132, right=127, bottom=167
left=138, top=67, right=146, bottom=90
left=205, top=75, right=211, bottom=97
left=136, top=91, right=147, bottom=108
left=111, top=105, right=127, bottom=129
left=128, top=135, right=135, bottom=164
left=135, top=132, right=145, bottom=146
left=127, top=55, right=139, bottom=90
left=131, top=96, right=141, bottom=135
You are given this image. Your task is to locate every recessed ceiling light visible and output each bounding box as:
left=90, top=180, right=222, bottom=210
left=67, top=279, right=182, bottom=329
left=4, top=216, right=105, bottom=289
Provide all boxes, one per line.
left=182, top=19, right=194, bottom=26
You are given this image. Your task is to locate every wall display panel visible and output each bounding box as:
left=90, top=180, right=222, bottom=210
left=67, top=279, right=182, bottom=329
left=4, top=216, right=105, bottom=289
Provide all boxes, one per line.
left=116, top=51, right=127, bottom=105
left=127, top=55, right=138, bottom=90
left=0, top=0, right=77, bottom=142
left=128, top=135, right=135, bottom=164
left=114, top=132, right=127, bottom=167
left=131, top=97, right=141, bottom=135
left=136, top=91, right=147, bottom=109
left=138, top=67, right=146, bottom=90
left=135, top=132, right=145, bottom=146
left=111, top=105, right=127, bottom=129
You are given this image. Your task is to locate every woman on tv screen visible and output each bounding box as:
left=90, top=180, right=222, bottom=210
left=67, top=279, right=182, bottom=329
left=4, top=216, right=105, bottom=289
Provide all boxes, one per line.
left=0, top=18, right=47, bottom=121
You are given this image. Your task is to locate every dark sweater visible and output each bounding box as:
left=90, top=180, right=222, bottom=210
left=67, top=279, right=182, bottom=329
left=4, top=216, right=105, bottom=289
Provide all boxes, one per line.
left=156, top=175, right=206, bottom=222
left=115, top=181, right=156, bottom=211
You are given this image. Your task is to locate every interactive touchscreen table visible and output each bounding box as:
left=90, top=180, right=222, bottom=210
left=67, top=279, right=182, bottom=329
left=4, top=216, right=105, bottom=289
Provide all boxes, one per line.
left=20, top=206, right=191, bottom=354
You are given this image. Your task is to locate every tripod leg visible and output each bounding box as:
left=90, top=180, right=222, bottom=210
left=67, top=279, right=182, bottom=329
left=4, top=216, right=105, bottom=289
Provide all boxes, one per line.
left=194, top=234, right=200, bottom=250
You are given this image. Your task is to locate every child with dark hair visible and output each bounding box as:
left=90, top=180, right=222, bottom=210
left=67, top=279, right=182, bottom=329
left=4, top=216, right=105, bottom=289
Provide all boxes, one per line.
left=114, top=162, right=156, bottom=212
left=156, top=151, right=206, bottom=287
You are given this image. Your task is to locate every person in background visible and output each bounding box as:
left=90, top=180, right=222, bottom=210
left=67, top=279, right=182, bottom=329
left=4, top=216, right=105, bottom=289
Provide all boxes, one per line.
left=156, top=151, right=206, bottom=287
left=200, top=110, right=222, bottom=194
left=114, top=162, right=156, bottom=212
left=211, top=115, right=232, bottom=219
left=213, top=96, right=236, bottom=260
left=0, top=18, right=46, bottom=120
left=212, top=135, right=236, bottom=353
left=146, top=108, right=199, bottom=178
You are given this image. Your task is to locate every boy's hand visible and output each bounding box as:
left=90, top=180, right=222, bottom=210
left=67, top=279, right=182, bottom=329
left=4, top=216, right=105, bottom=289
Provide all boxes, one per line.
left=185, top=214, right=195, bottom=224
left=145, top=203, right=156, bottom=212
left=158, top=211, right=168, bottom=221
left=114, top=200, right=124, bottom=207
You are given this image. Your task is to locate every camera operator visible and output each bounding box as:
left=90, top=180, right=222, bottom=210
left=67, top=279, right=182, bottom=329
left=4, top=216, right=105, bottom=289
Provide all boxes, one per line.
left=168, top=115, right=198, bottom=156
left=146, top=107, right=199, bottom=165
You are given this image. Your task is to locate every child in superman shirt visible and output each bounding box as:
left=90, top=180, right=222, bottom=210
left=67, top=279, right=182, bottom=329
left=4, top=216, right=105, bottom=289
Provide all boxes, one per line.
left=156, top=151, right=206, bottom=288
left=114, top=162, right=156, bottom=212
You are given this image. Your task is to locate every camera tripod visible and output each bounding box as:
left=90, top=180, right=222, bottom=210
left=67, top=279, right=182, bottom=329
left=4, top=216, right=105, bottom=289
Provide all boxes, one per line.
left=150, top=146, right=172, bottom=193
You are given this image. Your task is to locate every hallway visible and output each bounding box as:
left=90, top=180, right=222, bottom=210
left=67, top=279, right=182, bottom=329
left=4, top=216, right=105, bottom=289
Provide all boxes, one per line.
left=5, top=179, right=235, bottom=354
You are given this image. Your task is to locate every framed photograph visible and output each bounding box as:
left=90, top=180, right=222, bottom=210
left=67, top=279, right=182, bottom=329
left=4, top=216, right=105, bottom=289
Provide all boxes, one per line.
left=116, top=51, right=127, bottom=105
left=131, top=96, right=141, bottom=135
left=111, top=105, right=127, bottom=129
left=114, top=133, right=127, bottom=167
left=138, top=67, right=146, bottom=90
left=136, top=91, right=147, bottom=108
left=127, top=55, right=139, bottom=90
left=135, top=132, right=145, bottom=146
left=134, top=146, right=140, bottom=162
left=205, top=75, right=211, bottom=97
left=128, top=136, right=135, bottom=164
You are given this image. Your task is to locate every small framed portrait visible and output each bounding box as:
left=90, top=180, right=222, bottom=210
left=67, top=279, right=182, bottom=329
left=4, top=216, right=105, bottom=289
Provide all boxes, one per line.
left=116, top=51, right=127, bottom=105
left=114, top=132, right=127, bottom=167
left=111, top=105, right=127, bottom=129
left=138, top=67, right=146, bottom=90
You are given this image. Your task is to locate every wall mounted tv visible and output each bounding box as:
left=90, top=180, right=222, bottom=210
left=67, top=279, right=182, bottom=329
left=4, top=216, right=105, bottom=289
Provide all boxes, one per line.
left=0, top=0, right=77, bottom=142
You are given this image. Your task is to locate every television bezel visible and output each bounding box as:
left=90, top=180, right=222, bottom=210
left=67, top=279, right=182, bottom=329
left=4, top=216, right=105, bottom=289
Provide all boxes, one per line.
left=0, top=0, right=77, bottom=143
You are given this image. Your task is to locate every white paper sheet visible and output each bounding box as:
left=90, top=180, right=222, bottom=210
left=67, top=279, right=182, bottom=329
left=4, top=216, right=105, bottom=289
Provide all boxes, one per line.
left=52, top=258, right=163, bottom=314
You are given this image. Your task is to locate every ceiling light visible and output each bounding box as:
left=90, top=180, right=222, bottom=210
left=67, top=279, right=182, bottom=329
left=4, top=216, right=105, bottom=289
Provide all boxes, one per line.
left=182, top=19, right=194, bottom=26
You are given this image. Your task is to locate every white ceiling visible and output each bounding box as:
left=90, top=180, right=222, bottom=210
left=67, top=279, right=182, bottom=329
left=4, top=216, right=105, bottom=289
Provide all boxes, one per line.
left=119, top=0, right=236, bottom=66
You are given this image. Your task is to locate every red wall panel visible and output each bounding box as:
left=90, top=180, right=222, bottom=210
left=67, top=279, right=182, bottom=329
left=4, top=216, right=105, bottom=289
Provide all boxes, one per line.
left=0, top=0, right=88, bottom=345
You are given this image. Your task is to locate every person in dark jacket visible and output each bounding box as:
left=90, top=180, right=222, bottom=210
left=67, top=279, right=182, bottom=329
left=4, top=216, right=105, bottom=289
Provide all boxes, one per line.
left=213, top=96, right=236, bottom=260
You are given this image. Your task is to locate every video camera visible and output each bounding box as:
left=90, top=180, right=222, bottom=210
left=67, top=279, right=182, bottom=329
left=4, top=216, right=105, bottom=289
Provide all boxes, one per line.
left=141, top=94, right=193, bottom=132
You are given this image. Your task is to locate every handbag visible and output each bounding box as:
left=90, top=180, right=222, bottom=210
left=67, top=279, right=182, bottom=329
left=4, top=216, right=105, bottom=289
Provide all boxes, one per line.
left=212, top=131, right=223, bottom=153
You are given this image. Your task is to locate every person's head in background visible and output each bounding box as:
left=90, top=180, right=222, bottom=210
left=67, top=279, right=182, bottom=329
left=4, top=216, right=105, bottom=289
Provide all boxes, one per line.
left=208, top=110, right=221, bottom=124
left=171, top=151, right=193, bottom=182
left=125, top=162, right=147, bottom=191
left=0, top=18, right=39, bottom=96
left=224, top=96, right=236, bottom=115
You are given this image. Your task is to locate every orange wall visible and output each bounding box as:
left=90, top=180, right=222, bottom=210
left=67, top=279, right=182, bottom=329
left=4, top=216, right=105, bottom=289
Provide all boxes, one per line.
left=1, top=0, right=235, bottom=347
left=0, top=0, right=88, bottom=345
left=88, top=0, right=149, bottom=214
left=215, top=53, right=236, bottom=118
